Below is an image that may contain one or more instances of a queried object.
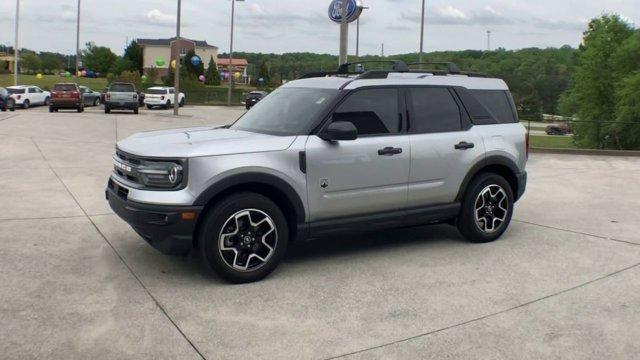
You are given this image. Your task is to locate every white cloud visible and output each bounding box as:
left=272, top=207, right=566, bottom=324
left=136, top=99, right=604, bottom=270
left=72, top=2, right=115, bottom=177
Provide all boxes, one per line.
left=145, top=9, right=176, bottom=26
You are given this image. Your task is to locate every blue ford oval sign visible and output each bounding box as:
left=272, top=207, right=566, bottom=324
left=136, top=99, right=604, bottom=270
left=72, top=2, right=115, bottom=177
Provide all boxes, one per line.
left=328, top=0, right=363, bottom=23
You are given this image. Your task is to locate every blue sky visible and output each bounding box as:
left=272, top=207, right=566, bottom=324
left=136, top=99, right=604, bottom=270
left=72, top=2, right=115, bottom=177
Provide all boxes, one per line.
left=0, top=0, right=638, bottom=55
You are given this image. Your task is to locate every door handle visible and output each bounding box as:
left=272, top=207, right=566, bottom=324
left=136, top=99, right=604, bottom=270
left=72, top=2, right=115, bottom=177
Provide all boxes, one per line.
left=378, top=147, right=403, bottom=156
left=454, top=141, right=475, bottom=150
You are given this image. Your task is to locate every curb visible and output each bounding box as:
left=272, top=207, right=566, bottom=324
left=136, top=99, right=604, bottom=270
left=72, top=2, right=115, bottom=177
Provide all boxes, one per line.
left=530, top=147, right=640, bottom=157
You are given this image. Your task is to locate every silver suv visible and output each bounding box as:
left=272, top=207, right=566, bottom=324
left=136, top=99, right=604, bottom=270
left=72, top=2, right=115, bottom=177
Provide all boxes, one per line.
left=106, top=61, right=528, bottom=283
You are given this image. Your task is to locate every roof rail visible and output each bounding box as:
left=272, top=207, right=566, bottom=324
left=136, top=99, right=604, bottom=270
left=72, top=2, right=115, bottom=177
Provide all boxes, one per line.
left=408, top=62, right=461, bottom=74
left=337, top=60, right=410, bottom=74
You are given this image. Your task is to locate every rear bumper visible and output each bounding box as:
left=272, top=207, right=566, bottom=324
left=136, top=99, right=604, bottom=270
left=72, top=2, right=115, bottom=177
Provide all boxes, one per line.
left=105, top=101, right=138, bottom=110
left=516, top=171, right=527, bottom=201
left=51, top=99, right=81, bottom=108
left=106, top=181, right=202, bottom=255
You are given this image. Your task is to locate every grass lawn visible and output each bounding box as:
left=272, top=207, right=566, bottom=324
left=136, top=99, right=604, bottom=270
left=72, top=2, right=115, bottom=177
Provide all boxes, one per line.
left=0, top=74, right=108, bottom=91
left=529, top=135, right=577, bottom=149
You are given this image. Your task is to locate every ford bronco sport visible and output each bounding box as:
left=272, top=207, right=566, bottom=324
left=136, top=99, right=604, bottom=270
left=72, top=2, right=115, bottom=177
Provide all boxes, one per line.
left=106, top=61, right=528, bottom=283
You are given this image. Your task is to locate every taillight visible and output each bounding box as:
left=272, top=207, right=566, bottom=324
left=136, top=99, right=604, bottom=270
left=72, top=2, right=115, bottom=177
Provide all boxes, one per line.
left=71, top=91, right=79, bottom=98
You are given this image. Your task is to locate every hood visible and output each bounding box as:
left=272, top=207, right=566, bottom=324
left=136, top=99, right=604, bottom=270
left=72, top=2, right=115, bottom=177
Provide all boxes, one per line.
left=117, top=126, right=297, bottom=158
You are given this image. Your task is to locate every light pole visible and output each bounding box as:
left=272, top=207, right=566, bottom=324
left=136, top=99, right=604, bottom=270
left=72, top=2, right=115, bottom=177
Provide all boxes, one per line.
left=75, top=0, right=81, bottom=77
left=355, top=6, right=368, bottom=59
left=14, top=0, right=20, bottom=86
left=174, top=0, right=182, bottom=115
left=339, top=0, right=348, bottom=64
left=227, top=0, right=245, bottom=107
left=419, top=0, right=425, bottom=65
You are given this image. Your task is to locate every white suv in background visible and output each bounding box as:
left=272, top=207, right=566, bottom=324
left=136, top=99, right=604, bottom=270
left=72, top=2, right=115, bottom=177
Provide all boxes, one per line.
left=144, top=87, right=185, bottom=109
left=7, top=85, right=51, bottom=109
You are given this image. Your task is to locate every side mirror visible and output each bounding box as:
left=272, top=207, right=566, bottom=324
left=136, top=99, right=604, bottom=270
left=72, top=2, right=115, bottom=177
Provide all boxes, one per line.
left=319, top=121, right=358, bottom=141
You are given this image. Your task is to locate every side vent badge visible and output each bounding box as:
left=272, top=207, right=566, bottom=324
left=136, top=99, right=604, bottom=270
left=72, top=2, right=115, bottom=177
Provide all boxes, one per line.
left=320, top=178, right=329, bottom=189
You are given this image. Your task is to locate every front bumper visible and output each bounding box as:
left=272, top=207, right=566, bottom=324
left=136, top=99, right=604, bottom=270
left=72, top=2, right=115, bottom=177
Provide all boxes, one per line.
left=516, top=171, right=527, bottom=201
left=106, top=180, right=202, bottom=255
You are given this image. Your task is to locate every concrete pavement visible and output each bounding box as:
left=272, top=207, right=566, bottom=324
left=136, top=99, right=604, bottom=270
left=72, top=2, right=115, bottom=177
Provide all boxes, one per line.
left=1, top=106, right=639, bottom=359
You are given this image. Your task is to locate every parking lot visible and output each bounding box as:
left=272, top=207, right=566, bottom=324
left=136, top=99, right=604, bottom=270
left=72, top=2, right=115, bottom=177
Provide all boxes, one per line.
left=1, top=105, right=640, bottom=359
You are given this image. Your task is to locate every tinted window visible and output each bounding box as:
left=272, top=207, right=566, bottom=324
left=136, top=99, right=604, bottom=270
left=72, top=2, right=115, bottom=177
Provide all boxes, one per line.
left=333, top=89, right=399, bottom=135
left=109, top=83, right=135, bottom=92
left=0, top=88, right=7, bottom=97
left=469, top=90, right=517, bottom=123
left=409, top=87, right=461, bottom=133
left=231, top=87, right=338, bottom=136
left=53, top=84, right=77, bottom=91
left=7, top=88, right=25, bottom=94
left=147, top=89, right=167, bottom=95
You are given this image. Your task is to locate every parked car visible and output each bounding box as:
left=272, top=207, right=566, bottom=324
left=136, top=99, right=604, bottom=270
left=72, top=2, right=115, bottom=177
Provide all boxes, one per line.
left=79, top=86, right=102, bottom=106
left=104, top=82, right=139, bottom=114
left=0, top=87, right=16, bottom=112
left=7, top=85, right=51, bottom=109
left=49, top=83, right=84, bottom=112
left=244, top=91, right=268, bottom=109
left=106, top=60, right=528, bottom=283
left=144, top=87, right=185, bottom=109
left=545, top=123, right=572, bottom=135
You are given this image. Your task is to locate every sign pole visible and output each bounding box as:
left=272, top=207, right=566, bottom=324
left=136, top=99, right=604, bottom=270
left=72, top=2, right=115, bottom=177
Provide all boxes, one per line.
left=174, top=0, right=181, bottom=116
left=14, top=0, right=20, bottom=86
left=419, top=0, right=425, bottom=65
left=339, top=0, right=348, bottom=65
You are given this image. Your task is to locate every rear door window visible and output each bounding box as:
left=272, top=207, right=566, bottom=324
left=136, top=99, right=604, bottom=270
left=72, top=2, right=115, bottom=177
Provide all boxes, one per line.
left=408, top=87, right=462, bottom=133
left=110, top=84, right=135, bottom=92
left=53, top=84, right=76, bottom=91
left=332, top=88, right=401, bottom=136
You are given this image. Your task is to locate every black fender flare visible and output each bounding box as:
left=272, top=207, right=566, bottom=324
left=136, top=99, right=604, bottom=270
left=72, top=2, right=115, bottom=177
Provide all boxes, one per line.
left=455, top=155, right=521, bottom=202
left=193, top=172, right=306, bottom=224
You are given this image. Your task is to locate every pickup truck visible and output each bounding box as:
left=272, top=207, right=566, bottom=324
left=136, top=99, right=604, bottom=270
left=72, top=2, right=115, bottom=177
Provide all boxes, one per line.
left=104, top=82, right=139, bottom=114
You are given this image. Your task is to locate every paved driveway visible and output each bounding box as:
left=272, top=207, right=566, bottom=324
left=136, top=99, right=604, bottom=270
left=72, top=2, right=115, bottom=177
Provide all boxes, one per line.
left=1, top=106, right=639, bottom=359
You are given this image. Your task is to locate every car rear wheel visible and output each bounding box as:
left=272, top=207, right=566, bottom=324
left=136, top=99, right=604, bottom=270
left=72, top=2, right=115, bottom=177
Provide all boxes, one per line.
left=165, top=100, right=171, bottom=109
left=199, top=192, right=289, bottom=283
left=457, top=173, right=514, bottom=243
left=22, top=99, right=30, bottom=109
left=49, top=106, right=54, bottom=113
left=179, top=98, right=185, bottom=107
left=93, top=98, right=100, bottom=106
left=77, top=104, right=84, bottom=113
left=133, top=106, right=139, bottom=114
left=104, top=105, right=110, bottom=114
left=146, top=104, right=153, bottom=110
left=8, top=99, right=15, bottom=111
left=44, top=97, right=50, bottom=106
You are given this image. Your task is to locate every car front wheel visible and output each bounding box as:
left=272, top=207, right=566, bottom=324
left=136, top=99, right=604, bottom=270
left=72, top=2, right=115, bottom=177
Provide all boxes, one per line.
left=22, top=99, right=30, bottom=109
left=457, top=173, right=514, bottom=243
left=199, top=192, right=288, bottom=283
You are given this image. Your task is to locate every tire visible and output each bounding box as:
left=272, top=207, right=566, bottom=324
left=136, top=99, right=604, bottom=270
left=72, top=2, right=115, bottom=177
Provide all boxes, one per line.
left=457, top=173, right=514, bottom=243
left=246, top=105, right=250, bottom=110
left=199, top=192, right=289, bottom=283
left=146, top=104, right=153, bottom=110
left=179, top=98, right=185, bottom=107
left=44, top=97, right=50, bottom=106
left=8, top=99, right=15, bottom=111
left=49, top=106, right=54, bottom=113
left=105, top=105, right=110, bottom=114
left=133, top=106, right=139, bottom=114
left=165, top=100, right=171, bottom=109
left=78, top=105, right=84, bottom=113
left=22, top=99, right=30, bottom=109
left=93, top=98, right=100, bottom=106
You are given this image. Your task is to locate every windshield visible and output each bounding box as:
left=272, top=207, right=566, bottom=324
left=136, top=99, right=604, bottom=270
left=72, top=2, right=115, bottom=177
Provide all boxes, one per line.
left=231, top=88, right=337, bottom=136
left=109, top=83, right=135, bottom=92
left=7, top=88, right=25, bottom=94
left=53, top=84, right=77, bottom=91
left=147, top=89, right=167, bottom=95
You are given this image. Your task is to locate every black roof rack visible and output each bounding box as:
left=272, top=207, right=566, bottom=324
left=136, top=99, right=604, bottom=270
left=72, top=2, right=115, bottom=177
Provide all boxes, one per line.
left=337, top=60, right=410, bottom=74
left=408, top=62, right=461, bottom=74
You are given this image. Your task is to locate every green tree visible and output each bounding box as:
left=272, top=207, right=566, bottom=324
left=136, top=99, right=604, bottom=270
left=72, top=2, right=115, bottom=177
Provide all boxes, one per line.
left=611, top=72, right=640, bottom=149
left=21, top=52, right=41, bottom=72
left=39, top=53, right=64, bottom=73
left=257, top=61, right=269, bottom=85
left=115, top=70, right=142, bottom=90
left=183, top=49, right=204, bottom=79
left=564, top=15, right=635, bottom=148
left=110, top=58, right=134, bottom=76
left=82, top=42, right=118, bottom=74
left=205, top=56, right=221, bottom=85
left=123, top=41, right=143, bottom=72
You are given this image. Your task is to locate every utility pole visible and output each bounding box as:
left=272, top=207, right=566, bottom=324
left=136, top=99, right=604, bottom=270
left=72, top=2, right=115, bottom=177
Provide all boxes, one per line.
left=14, top=0, right=20, bottom=86
left=173, top=0, right=181, bottom=115
left=381, top=43, right=384, bottom=57
left=339, top=0, right=348, bottom=65
left=227, top=0, right=236, bottom=106
left=419, top=0, right=426, bottom=65
left=356, top=18, right=360, bottom=58
left=75, top=0, right=81, bottom=77
left=487, top=30, right=491, bottom=51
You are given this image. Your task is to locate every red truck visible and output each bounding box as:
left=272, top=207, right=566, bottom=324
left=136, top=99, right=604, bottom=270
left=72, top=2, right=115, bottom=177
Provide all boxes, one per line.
left=49, top=83, right=84, bottom=113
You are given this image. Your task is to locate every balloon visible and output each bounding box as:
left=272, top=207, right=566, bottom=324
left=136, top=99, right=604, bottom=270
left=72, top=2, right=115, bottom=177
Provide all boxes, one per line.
left=64, top=71, right=71, bottom=78
left=258, top=77, right=265, bottom=83
left=171, top=59, right=176, bottom=69
left=234, top=72, right=241, bottom=79
left=141, top=75, right=148, bottom=82
left=36, top=73, right=43, bottom=79
left=198, top=75, right=205, bottom=82
left=190, top=56, right=201, bottom=66
left=77, top=71, right=82, bottom=77
left=155, top=58, right=166, bottom=67
left=81, top=70, right=87, bottom=77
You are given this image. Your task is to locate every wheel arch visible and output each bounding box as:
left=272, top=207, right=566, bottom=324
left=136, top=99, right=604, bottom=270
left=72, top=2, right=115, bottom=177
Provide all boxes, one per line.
left=456, top=156, right=520, bottom=202
left=192, top=172, right=306, bottom=247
